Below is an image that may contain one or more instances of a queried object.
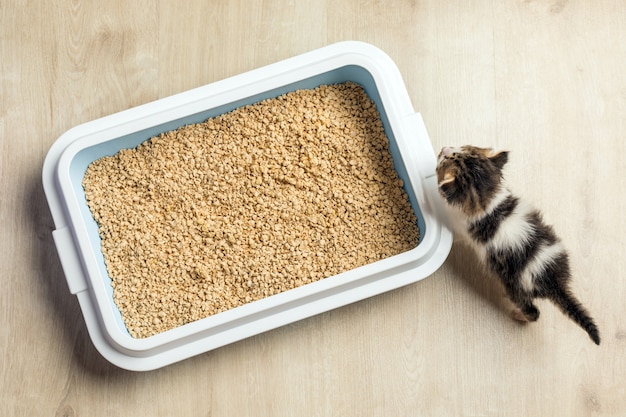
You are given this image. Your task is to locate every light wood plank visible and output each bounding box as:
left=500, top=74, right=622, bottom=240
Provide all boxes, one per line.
left=1, top=1, right=624, bottom=416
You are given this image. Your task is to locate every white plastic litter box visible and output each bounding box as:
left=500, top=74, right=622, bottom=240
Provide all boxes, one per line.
left=42, top=41, right=453, bottom=371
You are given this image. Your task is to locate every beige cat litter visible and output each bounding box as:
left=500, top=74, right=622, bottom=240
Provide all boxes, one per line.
left=82, top=82, right=419, bottom=338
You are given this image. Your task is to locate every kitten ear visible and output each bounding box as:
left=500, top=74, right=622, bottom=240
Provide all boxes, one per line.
left=489, top=150, right=509, bottom=170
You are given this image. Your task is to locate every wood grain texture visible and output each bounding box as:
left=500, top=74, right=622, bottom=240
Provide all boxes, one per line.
left=1, top=0, right=624, bottom=416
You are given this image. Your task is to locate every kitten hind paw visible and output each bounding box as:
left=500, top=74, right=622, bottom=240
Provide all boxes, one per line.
left=523, top=305, right=540, bottom=321
left=511, top=308, right=530, bottom=322
left=511, top=305, right=540, bottom=322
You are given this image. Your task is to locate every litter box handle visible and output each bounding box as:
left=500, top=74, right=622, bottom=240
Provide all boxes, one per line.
left=52, top=227, right=88, bottom=294
left=401, top=112, right=451, bottom=227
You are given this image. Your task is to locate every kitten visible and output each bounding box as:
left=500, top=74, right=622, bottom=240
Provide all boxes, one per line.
left=436, top=145, right=600, bottom=345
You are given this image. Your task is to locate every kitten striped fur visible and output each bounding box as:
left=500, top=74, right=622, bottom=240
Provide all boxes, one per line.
left=437, top=146, right=600, bottom=345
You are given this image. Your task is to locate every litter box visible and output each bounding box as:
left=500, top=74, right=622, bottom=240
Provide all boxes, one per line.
left=42, top=41, right=453, bottom=371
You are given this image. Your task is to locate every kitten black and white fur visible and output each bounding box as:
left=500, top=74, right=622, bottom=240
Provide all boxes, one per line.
left=436, top=145, right=600, bottom=345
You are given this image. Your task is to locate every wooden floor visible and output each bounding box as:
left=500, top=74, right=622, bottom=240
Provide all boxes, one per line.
left=2, top=1, right=625, bottom=415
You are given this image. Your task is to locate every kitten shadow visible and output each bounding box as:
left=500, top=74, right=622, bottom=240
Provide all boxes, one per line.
left=27, top=173, right=129, bottom=378
left=446, top=239, right=511, bottom=316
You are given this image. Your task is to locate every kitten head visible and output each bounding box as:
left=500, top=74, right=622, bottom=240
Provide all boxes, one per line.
left=436, top=145, right=509, bottom=216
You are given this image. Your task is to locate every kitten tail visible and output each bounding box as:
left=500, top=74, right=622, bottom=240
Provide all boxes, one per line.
left=551, top=288, right=600, bottom=345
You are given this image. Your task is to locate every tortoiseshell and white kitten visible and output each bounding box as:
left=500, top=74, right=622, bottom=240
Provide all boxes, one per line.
left=436, top=145, right=600, bottom=345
